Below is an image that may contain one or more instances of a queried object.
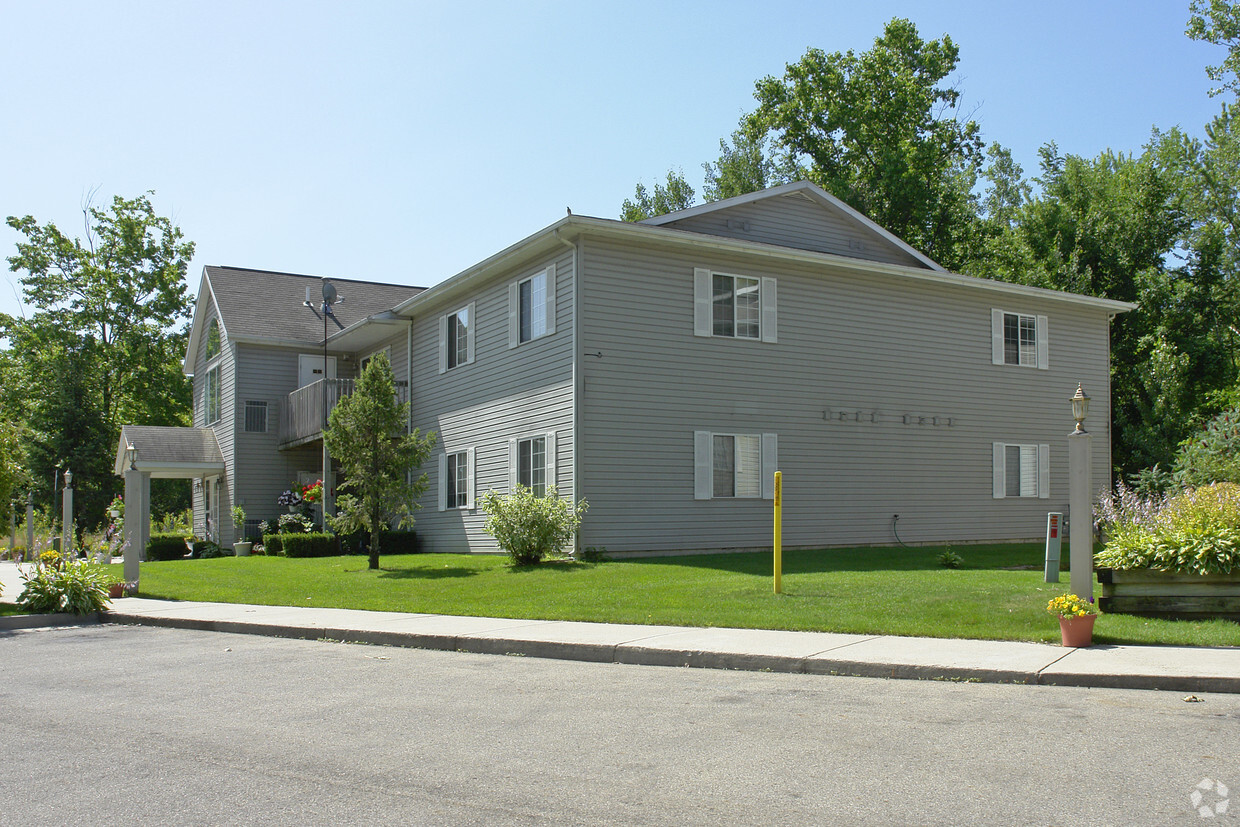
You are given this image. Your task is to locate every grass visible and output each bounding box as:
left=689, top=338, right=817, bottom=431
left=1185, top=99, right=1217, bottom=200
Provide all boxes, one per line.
left=110, top=543, right=1240, bottom=647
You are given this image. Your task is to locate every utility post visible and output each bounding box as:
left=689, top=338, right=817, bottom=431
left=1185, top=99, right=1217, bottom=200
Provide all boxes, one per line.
left=25, top=492, right=34, bottom=562
left=61, top=469, right=73, bottom=556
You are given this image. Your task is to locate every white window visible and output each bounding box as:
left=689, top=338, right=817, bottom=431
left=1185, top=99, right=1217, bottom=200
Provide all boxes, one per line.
left=992, top=442, right=1050, bottom=499
left=509, top=265, right=556, bottom=347
left=205, top=318, right=222, bottom=360
left=205, top=365, right=221, bottom=425
left=438, top=303, right=475, bottom=373
left=438, top=448, right=475, bottom=511
left=244, top=401, right=268, bottom=433
left=508, top=432, right=556, bottom=498
left=694, top=268, right=777, bottom=343
left=991, top=309, right=1048, bottom=369
left=694, top=431, right=778, bottom=500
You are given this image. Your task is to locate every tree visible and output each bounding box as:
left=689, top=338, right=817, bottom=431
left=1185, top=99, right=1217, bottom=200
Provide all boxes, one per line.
left=1188, top=0, right=1240, bottom=97
left=3, top=191, right=195, bottom=525
left=620, top=170, right=696, bottom=221
left=744, top=18, right=984, bottom=268
left=323, top=352, right=435, bottom=570
left=702, top=127, right=801, bottom=202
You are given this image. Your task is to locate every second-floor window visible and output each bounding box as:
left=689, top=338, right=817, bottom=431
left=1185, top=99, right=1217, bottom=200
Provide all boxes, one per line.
left=509, top=265, right=556, bottom=347
left=205, top=366, right=221, bottom=425
left=439, top=303, right=475, bottom=373
left=991, top=309, right=1048, bottom=369
left=693, top=268, right=777, bottom=343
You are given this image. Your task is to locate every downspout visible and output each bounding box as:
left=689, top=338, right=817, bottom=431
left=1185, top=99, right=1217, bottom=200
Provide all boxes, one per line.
left=553, top=228, right=580, bottom=551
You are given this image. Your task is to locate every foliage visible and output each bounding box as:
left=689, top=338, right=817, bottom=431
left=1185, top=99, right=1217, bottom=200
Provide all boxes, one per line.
left=18, top=553, right=109, bottom=614
left=744, top=18, right=984, bottom=269
left=301, top=479, right=323, bottom=504
left=277, top=487, right=303, bottom=508
left=231, top=505, right=246, bottom=530
left=937, top=548, right=963, bottom=569
left=702, top=128, right=801, bottom=202
left=261, top=534, right=285, bottom=556
left=0, top=419, right=26, bottom=522
left=480, top=484, right=587, bottom=565
left=339, top=530, right=420, bottom=556
left=281, top=533, right=339, bottom=558
left=620, top=170, right=696, bottom=222
left=323, top=352, right=434, bottom=570
left=1095, top=481, right=1240, bottom=575
left=1173, top=405, right=1240, bottom=486
left=3, top=191, right=195, bottom=526
left=277, top=513, right=314, bottom=534
left=153, top=508, right=192, bottom=535
left=146, top=533, right=190, bottom=561
left=1188, top=0, right=1240, bottom=98
left=189, top=540, right=225, bottom=559
left=1047, top=593, right=1097, bottom=618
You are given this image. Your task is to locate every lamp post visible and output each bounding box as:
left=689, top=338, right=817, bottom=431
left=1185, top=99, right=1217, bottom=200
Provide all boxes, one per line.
left=25, top=492, right=33, bottom=563
left=1068, top=383, right=1093, bottom=599
left=123, top=442, right=142, bottom=585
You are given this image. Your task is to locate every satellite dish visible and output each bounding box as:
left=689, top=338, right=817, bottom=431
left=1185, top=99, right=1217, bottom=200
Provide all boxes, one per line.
left=321, top=281, right=338, bottom=304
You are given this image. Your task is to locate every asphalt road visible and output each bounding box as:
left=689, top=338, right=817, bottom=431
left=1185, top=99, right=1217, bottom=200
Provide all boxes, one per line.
left=1, top=624, right=1237, bottom=826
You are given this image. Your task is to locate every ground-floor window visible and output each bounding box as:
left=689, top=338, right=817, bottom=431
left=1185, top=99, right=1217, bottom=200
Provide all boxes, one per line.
left=439, top=448, right=474, bottom=510
left=992, top=442, right=1050, bottom=498
left=694, top=431, right=777, bottom=500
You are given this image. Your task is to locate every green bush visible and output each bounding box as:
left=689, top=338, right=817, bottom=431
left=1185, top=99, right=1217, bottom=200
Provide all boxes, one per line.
left=1173, top=407, right=1240, bottom=487
left=281, top=533, right=339, bottom=558
left=261, top=534, right=283, bottom=556
left=190, top=541, right=225, bottom=559
left=18, top=556, right=109, bottom=614
left=481, top=484, right=587, bottom=566
left=1096, top=481, right=1240, bottom=575
left=147, top=533, right=190, bottom=561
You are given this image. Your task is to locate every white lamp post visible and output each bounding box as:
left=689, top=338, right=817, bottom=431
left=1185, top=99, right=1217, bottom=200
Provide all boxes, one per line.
left=1068, top=383, right=1093, bottom=599
left=61, top=468, right=73, bottom=556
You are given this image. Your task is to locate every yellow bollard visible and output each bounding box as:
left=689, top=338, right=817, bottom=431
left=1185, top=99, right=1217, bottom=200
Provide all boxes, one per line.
left=773, top=471, right=782, bottom=594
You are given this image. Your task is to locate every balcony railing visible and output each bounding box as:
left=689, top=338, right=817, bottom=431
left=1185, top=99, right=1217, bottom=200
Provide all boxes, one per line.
left=278, top=378, right=410, bottom=449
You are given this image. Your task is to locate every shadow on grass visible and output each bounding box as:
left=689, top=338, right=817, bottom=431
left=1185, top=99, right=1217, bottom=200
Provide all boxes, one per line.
left=371, top=567, right=480, bottom=580
left=627, top=544, right=1048, bottom=575
left=505, top=560, right=599, bottom=575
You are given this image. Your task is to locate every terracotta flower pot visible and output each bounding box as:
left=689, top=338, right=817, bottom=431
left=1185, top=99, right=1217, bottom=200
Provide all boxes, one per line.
left=108, top=583, right=125, bottom=600
left=1059, top=614, right=1096, bottom=647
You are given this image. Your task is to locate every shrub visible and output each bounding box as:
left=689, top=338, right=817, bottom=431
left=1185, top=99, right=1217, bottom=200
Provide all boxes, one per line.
left=937, top=548, right=963, bottom=569
left=18, top=555, right=109, bottom=614
left=1095, top=481, right=1240, bottom=575
left=1173, top=406, right=1240, bottom=488
left=262, top=534, right=284, bottom=556
left=480, top=484, right=587, bottom=566
left=190, top=541, right=226, bottom=559
left=147, top=534, right=190, bottom=561
left=339, top=530, right=420, bottom=556
left=281, top=533, right=339, bottom=558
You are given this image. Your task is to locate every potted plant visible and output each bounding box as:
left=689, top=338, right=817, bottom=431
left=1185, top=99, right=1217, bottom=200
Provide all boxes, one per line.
left=107, top=581, right=126, bottom=599
left=1047, top=592, right=1097, bottom=647
left=232, top=506, right=252, bottom=557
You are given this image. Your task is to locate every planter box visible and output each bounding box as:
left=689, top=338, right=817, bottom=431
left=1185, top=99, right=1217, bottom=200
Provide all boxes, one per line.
left=1097, top=568, right=1240, bottom=620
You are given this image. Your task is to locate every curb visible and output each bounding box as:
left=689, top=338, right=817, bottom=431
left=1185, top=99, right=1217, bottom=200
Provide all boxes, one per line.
left=0, top=612, right=103, bottom=631
left=99, top=611, right=1240, bottom=694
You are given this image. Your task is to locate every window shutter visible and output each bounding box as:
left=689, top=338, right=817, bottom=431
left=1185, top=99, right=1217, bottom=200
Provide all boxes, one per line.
left=438, top=315, right=448, bottom=374
left=694, top=431, right=712, bottom=500
left=545, top=264, right=557, bottom=336
left=1019, top=445, right=1039, bottom=497
left=991, top=309, right=1004, bottom=365
left=1038, top=444, right=1051, bottom=499
left=761, top=278, right=778, bottom=343
left=992, top=442, right=1005, bottom=499
left=1036, top=315, right=1049, bottom=370
left=545, top=431, right=557, bottom=488
left=437, top=453, right=448, bottom=511
left=508, top=282, right=519, bottom=348
left=761, top=433, right=778, bottom=499
left=465, top=302, right=476, bottom=364
left=466, top=447, right=476, bottom=509
left=508, top=438, right=518, bottom=491
left=694, top=268, right=711, bottom=337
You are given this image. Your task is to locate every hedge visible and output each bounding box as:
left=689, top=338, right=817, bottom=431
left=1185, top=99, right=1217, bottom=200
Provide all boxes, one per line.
left=147, top=533, right=190, bottom=561
left=261, top=534, right=283, bottom=556
left=280, top=533, right=339, bottom=558
left=339, top=530, right=420, bottom=556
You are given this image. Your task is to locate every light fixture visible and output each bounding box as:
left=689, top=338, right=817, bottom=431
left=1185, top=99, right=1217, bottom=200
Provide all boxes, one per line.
left=63, top=468, right=72, bottom=487
left=1070, top=383, right=1090, bottom=434
left=126, top=442, right=138, bottom=470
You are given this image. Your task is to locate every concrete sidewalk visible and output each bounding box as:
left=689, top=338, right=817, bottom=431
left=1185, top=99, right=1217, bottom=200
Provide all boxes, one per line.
left=2, top=563, right=1237, bottom=693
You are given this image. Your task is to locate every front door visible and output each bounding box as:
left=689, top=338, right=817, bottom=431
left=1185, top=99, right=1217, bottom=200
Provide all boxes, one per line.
left=298, top=354, right=338, bottom=388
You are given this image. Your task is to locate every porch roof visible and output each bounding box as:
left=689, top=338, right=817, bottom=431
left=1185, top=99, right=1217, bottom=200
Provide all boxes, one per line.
left=114, top=425, right=226, bottom=479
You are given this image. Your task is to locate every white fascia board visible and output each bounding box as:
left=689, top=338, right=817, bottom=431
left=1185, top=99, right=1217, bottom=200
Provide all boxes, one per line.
left=638, top=179, right=947, bottom=273
left=325, top=312, right=407, bottom=349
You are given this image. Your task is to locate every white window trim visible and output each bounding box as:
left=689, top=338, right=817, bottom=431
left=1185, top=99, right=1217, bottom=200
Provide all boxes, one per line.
left=694, top=268, right=777, bottom=343
left=507, top=431, right=556, bottom=494
left=991, top=308, right=1048, bottom=370
left=694, top=431, right=778, bottom=500
left=205, top=364, right=222, bottom=426
left=438, top=302, right=476, bottom=374
left=992, top=442, right=1051, bottom=499
left=438, top=447, right=476, bottom=511
left=508, top=264, right=557, bottom=348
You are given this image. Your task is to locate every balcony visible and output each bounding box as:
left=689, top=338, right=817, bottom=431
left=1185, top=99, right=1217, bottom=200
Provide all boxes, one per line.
left=278, top=378, right=410, bottom=450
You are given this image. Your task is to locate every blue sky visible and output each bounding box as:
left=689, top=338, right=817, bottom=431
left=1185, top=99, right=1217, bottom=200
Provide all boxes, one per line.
left=0, top=1, right=1227, bottom=323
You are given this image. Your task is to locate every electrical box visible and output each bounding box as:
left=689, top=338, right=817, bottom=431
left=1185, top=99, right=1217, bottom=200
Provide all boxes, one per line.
left=1044, top=512, right=1063, bottom=583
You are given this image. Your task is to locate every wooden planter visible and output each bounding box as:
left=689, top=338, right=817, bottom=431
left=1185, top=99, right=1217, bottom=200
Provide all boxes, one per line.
left=1097, top=568, right=1240, bottom=620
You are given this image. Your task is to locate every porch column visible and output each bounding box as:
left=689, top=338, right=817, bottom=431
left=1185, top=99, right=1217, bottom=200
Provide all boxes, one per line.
left=123, top=468, right=150, bottom=585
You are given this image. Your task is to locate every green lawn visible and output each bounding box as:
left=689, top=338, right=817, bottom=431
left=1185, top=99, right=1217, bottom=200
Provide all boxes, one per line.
left=111, top=543, right=1240, bottom=647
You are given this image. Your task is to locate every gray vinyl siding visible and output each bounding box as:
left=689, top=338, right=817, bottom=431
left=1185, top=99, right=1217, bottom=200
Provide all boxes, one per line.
left=577, top=236, right=1113, bottom=553
left=658, top=193, right=929, bottom=269
left=410, top=251, right=575, bottom=552
left=190, top=294, right=236, bottom=545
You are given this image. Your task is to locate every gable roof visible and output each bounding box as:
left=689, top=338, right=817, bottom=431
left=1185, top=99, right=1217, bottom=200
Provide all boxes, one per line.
left=184, top=267, right=424, bottom=373
left=114, top=425, right=225, bottom=478
left=639, top=180, right=946, bottom=272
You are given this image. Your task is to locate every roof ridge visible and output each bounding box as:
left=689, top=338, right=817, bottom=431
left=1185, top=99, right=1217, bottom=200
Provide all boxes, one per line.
left=206, top=265, right=425, bottom=291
